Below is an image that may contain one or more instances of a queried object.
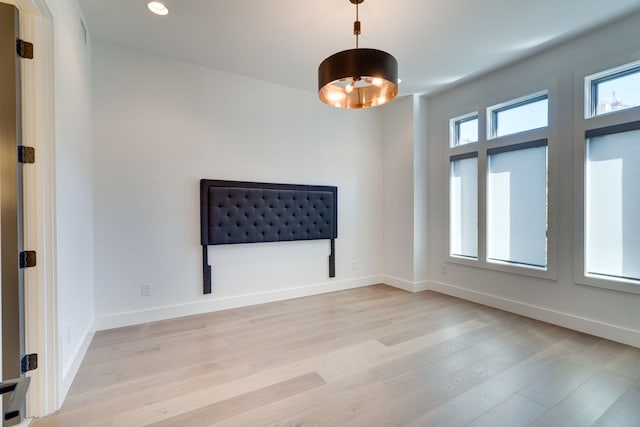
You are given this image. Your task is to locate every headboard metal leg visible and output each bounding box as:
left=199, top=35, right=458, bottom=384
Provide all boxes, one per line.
left=329, top=238, right=336, bottom=278
left=203, top=245, right=212, bottom=294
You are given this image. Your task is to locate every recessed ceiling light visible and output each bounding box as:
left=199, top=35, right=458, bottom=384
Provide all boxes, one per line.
left=147, top=1, right=168, bottom=16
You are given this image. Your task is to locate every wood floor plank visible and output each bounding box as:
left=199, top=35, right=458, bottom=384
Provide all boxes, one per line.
left=279, top=335, right=552, bottom=426
left=404, top=339, right=585, bottom=427
left=217, top=319, right=554, bottom=426
left=112, top=319, right=486, bottom=425
left=147, top=372, right=325, bottom=427
left=518, top=338, right=628, bottom=408
left=33, top=285, right=640, bottom=427
left=605, top=347, right=640, bottom=380
left=592, top=379, right=640, bottom=427
left=70, top=291, right=449, bottom=395
left=530, top=369, right=634, bottom=427
left=466, top=394, right=546, bottom=427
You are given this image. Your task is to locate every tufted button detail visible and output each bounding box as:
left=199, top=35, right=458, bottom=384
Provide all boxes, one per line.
left=207, top=185, right=335, bottom=246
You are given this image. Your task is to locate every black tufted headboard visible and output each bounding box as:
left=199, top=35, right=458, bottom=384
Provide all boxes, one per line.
left=200, top=179, right=338, bottom=294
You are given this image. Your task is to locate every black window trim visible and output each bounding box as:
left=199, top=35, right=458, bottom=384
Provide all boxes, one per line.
left=585, top=120, right=640, bottom=139
left=450, top=152, right=478, bottom=162
left=487, top=138, right=547, bottom=156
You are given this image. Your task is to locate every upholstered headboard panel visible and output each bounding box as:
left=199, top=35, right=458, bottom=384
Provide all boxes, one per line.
left=200, top=180, right=338, bottom=294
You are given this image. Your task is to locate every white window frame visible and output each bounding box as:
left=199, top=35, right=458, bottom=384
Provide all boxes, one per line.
left=487, top=90, right=549, bottom=140
left=576, top=58, right=640, bottom=294
left=584, top=59, right=640, bottom=119
left=449, top=152, right=479, bottom=260
left=446, top=88, right=557, bottom=280
left=486, top=139, right=549, bottom=270
left=449, top=111, right=479, bottom=148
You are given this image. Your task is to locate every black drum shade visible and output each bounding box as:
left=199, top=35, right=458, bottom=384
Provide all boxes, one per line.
left=318, top=48, right=398, bottom=109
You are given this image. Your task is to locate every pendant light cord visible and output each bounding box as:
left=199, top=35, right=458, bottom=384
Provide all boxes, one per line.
left=353, top=2, right=360, bottom=49
left=356, top=2, right=359, bottom=49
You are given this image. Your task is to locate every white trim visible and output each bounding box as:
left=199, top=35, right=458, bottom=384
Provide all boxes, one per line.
left=16, top=418, right=33, bottom=427
left=445, top=80, right=559, bottom=283
left=574, top=55, right=640, bottom=297
left=10, top=0, right=58, bottom=417
left=486, top=89, right=549, bottom=140
left=584, top=58, right=640, bottom=119
left=95, top=276, right=383, bottom=331
left=383, top=275, right=430, bottom=293
left=429, top=280, right=640, bottom=348
left=60, top=321, right=94, bottom=403
left=449, top=111, right=479, bottom=148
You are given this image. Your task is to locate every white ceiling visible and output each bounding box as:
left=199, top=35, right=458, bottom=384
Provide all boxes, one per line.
left=79, top=0, right=640, bottom=96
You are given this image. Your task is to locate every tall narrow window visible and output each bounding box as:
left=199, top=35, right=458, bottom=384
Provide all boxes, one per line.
left=585, top=123, right=640, bottom=282
left=487, top=140, right=548, bottom=268
left=450, top=154, right=478, bottom=259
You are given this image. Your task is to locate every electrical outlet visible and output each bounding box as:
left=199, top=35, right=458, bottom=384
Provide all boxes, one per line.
left=141, top=284, right=151, bottom=296
left=441, top=264, right=447, bottom=275
left=351, top=261, right=357, bottom=271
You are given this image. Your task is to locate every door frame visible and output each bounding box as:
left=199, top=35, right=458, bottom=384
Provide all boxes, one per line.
left=0, top=0, right=57, bottom=417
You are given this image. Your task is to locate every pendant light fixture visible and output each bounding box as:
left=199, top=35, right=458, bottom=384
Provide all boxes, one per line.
left=318, top=0, right=398, bottom=109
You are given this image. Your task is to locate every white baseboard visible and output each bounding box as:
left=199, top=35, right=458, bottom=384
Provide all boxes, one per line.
left=429, top=280, right=640, bottom=348
left=95, top=275, right=384, bottom=331
left=383, top=275, right=430, bottom=293
left=60, top=321, right=95, bottom=404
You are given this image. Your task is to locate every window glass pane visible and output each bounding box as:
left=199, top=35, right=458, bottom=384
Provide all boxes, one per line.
left=594, top=68, right=640, bottom=116
left=494, top=97, right=548, bottom=138
left=455, top=117, right=478, bottom=147
left=487, top=145, right=547, bottom=267
left=586, top=129, right=640, bottom=281
left=450, top=157, right=478, bottom=258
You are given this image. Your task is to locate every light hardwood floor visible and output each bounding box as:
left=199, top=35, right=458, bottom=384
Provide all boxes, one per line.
left=34, top=285, right=640, bottom=426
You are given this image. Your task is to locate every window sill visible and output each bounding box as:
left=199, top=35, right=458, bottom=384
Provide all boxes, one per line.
left=575, top=274, right=640, bottom=295
left=447, top=255, right=557, bottom=281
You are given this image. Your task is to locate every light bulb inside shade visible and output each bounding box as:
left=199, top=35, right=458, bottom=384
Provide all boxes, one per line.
left=345, top=80, right=355, bottom=94
left=148, top=1, right=169, bottom=15
left=327, top=91, right=347, bottom=102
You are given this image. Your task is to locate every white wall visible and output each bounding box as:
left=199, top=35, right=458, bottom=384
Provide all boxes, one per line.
left=426, top=12, right=640, bottom=346
left=381, top=97, right=414, bottom=285
left=380, top=95, right=429, bottom=291
left=92, top=41, right=385, bottom=328
left=46, top=0, right=95, bottom=398
left=413, top=96, right=428, bottom=284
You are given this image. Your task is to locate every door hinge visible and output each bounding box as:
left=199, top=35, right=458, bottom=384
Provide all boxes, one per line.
left=19, top=251, right=36, bottom=268
left=16, top=39, right=34, bottom=59
left=18, top=146, right=35, bottom=164
left=20, top=354, right=38, bottom=373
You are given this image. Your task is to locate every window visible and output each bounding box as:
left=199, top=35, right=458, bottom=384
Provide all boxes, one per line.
left=487, top=141, right=548, bottom=268
left=488, top=93, right=548, bottom=139
left=450, top=154, right=478, bottom=259
left=586, top=60, right=640, bottom=118
left=450, top=113, right=478, bottom=147
left=585, top=122, right=640, bottom=283
left=448, top=91, right=550, bottom=276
